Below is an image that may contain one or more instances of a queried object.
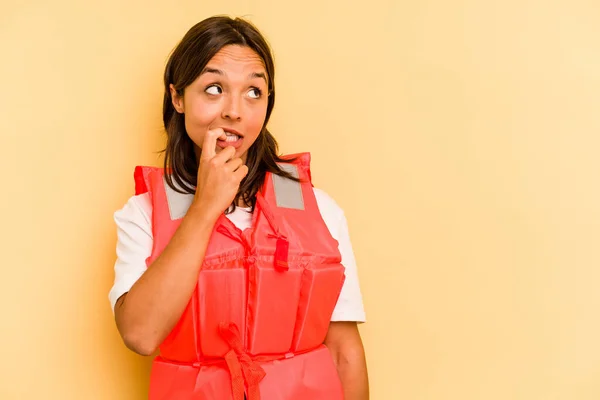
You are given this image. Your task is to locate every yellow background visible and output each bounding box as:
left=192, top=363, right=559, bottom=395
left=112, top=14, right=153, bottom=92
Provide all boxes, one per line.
left=2, top=0, right=599, bottom=399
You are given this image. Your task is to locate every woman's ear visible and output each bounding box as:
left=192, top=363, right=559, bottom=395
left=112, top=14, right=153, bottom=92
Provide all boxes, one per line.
left=170, top=84, right=185, bottom=113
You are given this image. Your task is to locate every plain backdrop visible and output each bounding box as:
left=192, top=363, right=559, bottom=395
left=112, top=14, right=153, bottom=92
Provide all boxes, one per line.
left=1, top=0, right=600, bottom=398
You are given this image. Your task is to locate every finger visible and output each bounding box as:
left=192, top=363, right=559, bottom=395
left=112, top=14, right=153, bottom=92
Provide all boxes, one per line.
left=232, top=164, right=249, bottom=181
left=214, top=145, right=236, bottom=163
left=225, top=157, right=244, bottom=172
left=200, top=128, right=226, bottom=161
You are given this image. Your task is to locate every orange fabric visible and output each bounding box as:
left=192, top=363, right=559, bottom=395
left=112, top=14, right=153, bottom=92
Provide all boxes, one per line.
left=219, top=322, right=266, bottom=400
left=137, top=153, right=346, bottom=399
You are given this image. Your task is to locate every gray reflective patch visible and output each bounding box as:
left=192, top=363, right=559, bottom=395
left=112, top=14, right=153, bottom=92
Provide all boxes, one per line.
left=163, top=177, right=194, bottom=220
left=273, top=164, right=304, bottom=210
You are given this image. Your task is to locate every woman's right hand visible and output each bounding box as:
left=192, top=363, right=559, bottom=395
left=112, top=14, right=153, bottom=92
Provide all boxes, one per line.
left=192, top=128, right=249, bottom=219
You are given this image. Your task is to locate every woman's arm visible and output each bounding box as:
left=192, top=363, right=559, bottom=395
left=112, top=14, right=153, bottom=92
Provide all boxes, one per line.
left=324, top=321, right=370, bottom=400
left=114, top=129, right=247, bottom=356
left=114, top=206, right=218, bottom=356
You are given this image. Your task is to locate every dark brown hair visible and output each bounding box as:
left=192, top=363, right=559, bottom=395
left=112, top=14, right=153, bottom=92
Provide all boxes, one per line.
left=162, top=16, right=298, bottom=213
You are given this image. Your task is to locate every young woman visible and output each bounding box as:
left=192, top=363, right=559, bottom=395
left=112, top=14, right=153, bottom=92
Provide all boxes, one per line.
left=110, top=16, right=369, bottom=400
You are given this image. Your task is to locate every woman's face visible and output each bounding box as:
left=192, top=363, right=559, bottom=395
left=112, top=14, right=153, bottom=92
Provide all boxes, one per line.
left=170, top=45, right=269, bottom=163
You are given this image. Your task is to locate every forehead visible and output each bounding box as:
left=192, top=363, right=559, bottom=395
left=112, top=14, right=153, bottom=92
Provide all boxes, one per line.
left=206, top=45, right=266, bottom=75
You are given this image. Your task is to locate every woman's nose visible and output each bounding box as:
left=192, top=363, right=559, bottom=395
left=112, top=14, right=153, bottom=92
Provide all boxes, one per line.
left=221, top=95, right=242, bottom=121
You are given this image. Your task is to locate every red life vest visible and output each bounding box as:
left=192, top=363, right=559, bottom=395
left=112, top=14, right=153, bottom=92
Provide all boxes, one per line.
left=133, top=153, right=345, bottom=400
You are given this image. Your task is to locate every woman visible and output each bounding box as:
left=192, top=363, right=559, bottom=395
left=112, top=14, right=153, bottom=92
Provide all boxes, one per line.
left=110, top=15, right=369, bottom=399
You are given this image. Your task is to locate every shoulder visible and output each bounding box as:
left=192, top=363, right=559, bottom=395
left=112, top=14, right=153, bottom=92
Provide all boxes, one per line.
left=114, top=192, right=153, bottom=229
left=312, top=187, right=341, bottom=212
left=311, top=187, right=345, bottom=239
left=313, top=187, right=344, bottom=217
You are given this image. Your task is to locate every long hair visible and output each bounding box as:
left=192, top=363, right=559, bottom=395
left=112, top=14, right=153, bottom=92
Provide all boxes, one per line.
left=162, top=16, right=298, bottom=213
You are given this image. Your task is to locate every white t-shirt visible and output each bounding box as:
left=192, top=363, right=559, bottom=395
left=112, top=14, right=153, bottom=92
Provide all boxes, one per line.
left=109, top=187, right=366, bottom=322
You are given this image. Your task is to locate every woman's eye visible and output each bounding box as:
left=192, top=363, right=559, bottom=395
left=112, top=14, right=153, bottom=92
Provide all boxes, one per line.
left=247, top=88, right=262, bottom=99
left=205, top=85, right=222, bottom=95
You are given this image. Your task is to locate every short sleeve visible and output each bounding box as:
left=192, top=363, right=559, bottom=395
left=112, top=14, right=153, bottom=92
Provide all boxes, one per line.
left=108, top=193, right=153, bottom=313
left=313, top=188, right=367, bottom=323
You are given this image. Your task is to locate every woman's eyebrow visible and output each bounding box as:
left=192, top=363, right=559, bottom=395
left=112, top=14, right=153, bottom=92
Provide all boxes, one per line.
left=249, top=72, right=267, bottom=84
left=200, top=67, right=223, bottom=76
